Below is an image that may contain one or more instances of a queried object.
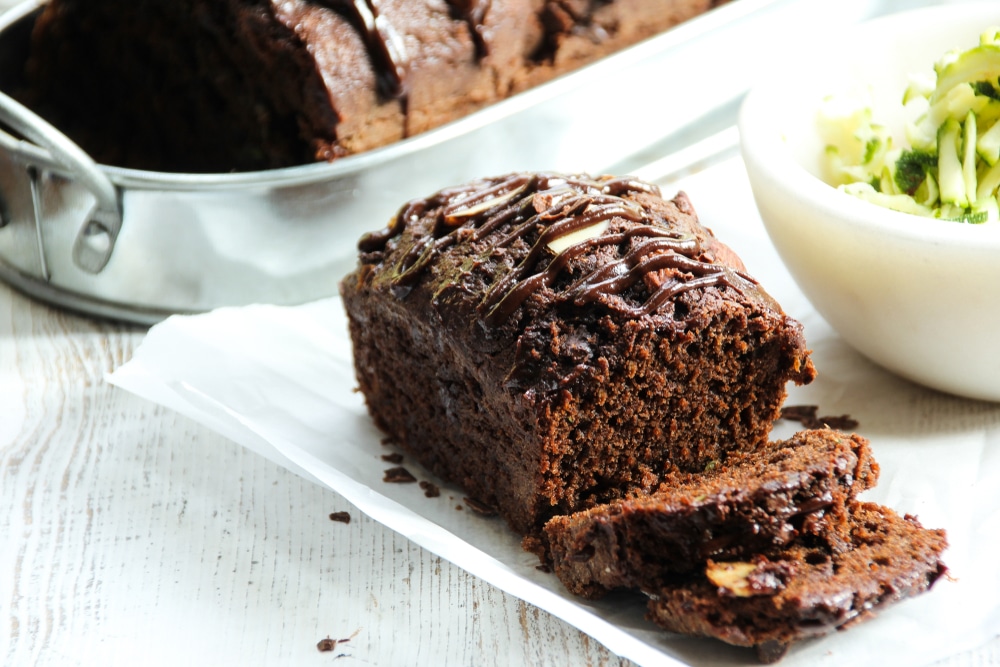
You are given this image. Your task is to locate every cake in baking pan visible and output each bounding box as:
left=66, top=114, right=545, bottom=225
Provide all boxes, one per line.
left=20, top=0, right=720, bottom=172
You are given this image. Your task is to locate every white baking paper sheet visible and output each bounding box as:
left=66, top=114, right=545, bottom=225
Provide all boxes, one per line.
left=107, top=158, right=1000, bottom=666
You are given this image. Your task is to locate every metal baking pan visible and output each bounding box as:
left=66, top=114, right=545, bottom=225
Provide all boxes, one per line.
left=0, top=0, right=874, bottom=324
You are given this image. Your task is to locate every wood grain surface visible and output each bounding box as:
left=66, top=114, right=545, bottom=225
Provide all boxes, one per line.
left=0, top=282, right=642, bottom=666
left=0, top=0, right=997, bottom=662
left=2, top=275, right=999, bottom=667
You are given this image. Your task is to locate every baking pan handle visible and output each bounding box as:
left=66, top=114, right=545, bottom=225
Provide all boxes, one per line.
left=0, top=90, right=122, bottom=274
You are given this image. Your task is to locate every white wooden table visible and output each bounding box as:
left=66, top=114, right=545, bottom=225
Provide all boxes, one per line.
left=1, top=280, right=635, bottom=666
left=1, top=0, right=998, bottom=660
left=2, top=274, right=999, bottom=667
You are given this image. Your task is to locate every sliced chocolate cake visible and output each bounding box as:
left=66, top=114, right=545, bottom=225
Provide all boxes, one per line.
left=340, top=172, right=816, bottom=535
left=543, top=429, right=879, bottom=598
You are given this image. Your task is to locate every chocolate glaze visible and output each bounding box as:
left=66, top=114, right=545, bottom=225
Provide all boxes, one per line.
left=444, top=0, right=492, bottom=58
left=359, top=173, right=759, bottom=326
left=312, top=0, right=492, bottom=111
left=315, top=0, right=410, bottom=100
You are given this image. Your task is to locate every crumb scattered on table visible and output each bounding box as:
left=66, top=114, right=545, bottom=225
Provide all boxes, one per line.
left=329, top=511, right=351, bottom=524
left=817, top=414, right=860, bottom=430
left=383, top=466, right=417, bottom=483
left=419, top=480, right=440, bottom=498
left=780, top=404, right=858, bottom=430
left=780, top=405, right=819, bottom=424
left=463, top=497, right=497, bottom=516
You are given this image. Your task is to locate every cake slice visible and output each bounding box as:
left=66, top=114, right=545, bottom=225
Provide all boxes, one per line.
left=341, top=172, right=816, bottom=535
left=645, top=502, right=949, bottom=663
left=543, top=429, right=880, bottom=598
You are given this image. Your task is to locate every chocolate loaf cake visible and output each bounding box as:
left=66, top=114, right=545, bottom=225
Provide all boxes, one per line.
left=19, top=0, right=719, bottom=172
left=340, top=172, right=816, bottom=535
left=645, top=502, right=949, bottom=663
left=543, top=430, right=879, bottom=598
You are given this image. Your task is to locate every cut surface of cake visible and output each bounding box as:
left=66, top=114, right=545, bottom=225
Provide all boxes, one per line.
left=543, top=429, right=880, bottom=598
left=340, top=172, right=816, bottom=535
left=644, top=502, right=949, bottom=663
left=19, top=0, right=718, bottom=172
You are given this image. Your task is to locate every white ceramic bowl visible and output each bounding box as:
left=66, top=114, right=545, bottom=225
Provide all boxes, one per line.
left=740, top=2, right=1000, bottom=402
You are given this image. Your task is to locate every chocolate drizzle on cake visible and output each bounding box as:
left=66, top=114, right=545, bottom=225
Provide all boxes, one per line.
left=318, top=0, right=492, bottom=104
left=359, top=173, right=759, bottom=326
left=316, top=0, right=410, bottom=101
left=445, top=0, right=493, bottom=58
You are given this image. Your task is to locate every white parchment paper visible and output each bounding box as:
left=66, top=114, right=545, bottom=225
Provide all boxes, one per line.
left=107, top=158, right=1000, bottom=666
